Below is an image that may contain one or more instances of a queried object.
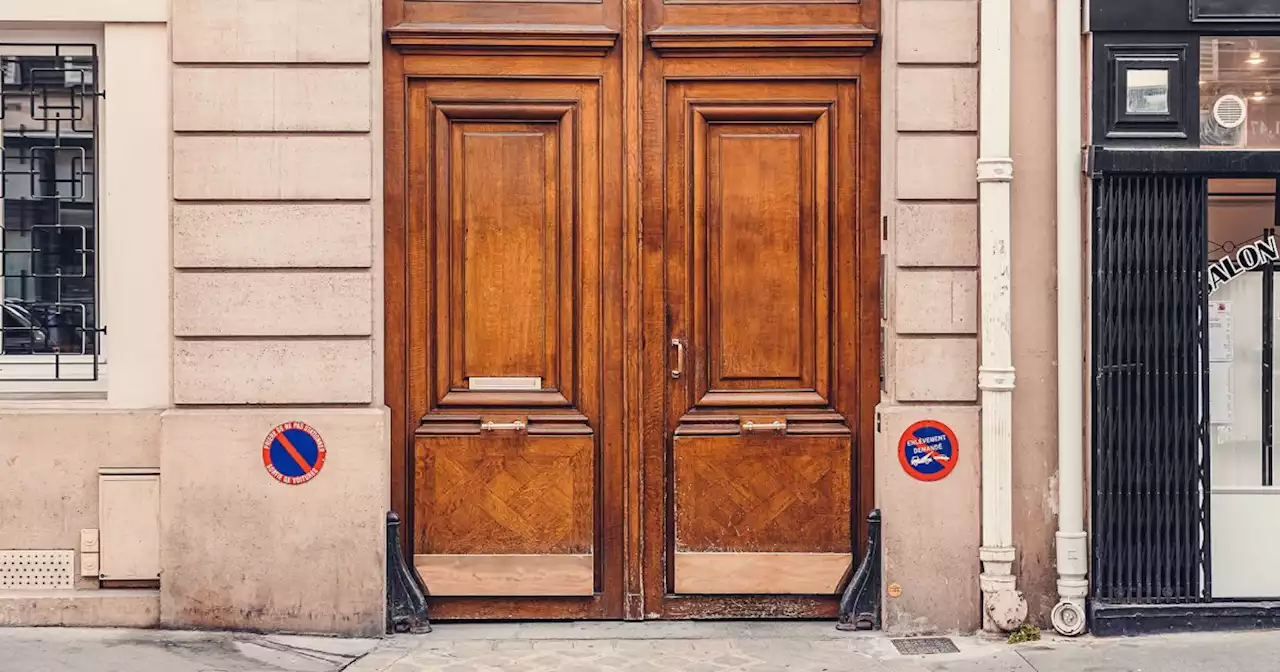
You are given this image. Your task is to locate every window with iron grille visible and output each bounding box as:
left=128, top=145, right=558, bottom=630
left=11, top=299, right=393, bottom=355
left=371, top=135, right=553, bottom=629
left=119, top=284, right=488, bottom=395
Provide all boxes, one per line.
left=0, top=43, right=101, bottom=382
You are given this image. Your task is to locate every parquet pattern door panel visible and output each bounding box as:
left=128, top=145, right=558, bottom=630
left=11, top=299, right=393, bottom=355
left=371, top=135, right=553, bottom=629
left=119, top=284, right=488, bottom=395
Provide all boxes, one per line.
left=674, top=437, right=851, bottom=554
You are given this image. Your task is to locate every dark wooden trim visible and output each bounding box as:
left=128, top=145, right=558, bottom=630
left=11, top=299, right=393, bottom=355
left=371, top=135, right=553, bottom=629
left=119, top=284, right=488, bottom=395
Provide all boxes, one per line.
left=387, top=23, right=619, bottom=55
left=384, top=27, right=411, bottom=552
left=646, top=25, right=876, bottom=56
left=621, top=0, right=646, bottom=621
left=854, top=46, right=882, bottom=559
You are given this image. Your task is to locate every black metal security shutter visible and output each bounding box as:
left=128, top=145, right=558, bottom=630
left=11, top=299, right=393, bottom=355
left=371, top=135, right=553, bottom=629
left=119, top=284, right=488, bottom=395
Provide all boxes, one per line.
left=1092, top=175, right=1210, bottom=602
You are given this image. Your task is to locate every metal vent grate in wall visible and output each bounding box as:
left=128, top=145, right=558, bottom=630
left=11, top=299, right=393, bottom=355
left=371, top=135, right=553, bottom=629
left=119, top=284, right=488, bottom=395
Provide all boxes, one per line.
left=0, top=550, right=75, bottom=589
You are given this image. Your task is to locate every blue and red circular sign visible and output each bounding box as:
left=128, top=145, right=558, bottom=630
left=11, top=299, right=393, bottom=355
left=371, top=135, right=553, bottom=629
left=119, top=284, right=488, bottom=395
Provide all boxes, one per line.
left=898, top=420, right=958, bottom=482
left=262, top=422, right=326, bottom=485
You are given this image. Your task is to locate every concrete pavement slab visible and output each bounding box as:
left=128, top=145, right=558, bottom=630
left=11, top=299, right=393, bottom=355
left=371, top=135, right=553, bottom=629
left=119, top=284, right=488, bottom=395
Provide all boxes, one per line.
left=1017, top=631, right=1280, bottom=672
left=0, top=627, right=377, bottom=672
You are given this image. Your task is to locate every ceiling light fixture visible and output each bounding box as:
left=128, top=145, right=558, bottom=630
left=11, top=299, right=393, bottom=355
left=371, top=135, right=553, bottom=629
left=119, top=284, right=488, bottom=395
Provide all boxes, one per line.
left=1247, top=51, right=1266, bottom=65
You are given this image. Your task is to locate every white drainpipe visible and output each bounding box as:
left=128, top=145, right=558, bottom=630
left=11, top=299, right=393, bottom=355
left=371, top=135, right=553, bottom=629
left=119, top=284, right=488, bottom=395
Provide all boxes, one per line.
left=1051, top=0, right=1089, bottom=637
left=977, top=0, right=1028, bottom=633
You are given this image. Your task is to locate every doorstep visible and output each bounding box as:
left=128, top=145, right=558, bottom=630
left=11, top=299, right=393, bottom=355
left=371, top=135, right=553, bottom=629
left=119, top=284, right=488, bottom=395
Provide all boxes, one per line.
left=0, top=589, right=159, bottom=627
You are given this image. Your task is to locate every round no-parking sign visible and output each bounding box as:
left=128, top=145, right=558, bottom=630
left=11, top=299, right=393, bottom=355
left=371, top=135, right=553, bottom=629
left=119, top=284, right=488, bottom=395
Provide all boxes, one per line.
left=898, top=420, right=958, bottom=482
left=262, top=422, right=326, bottom=485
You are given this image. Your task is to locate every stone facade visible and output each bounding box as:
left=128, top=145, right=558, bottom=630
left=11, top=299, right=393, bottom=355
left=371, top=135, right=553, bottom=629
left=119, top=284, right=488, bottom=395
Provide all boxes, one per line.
left=878, top=0, right=983, bottom=634
left=0, top=0, right=1064, bottom=637
left=164, top=0, right=386, bottom=635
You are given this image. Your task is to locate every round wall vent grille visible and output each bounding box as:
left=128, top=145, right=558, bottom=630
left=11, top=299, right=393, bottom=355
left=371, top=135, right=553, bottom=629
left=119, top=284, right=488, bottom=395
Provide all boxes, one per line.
left=1213, top=95, right=1248, bottom=129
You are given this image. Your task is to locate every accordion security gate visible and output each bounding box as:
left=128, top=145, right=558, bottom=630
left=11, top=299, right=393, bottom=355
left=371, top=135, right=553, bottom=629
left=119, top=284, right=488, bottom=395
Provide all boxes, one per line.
left=1091, top=175, right=1211, bottom=608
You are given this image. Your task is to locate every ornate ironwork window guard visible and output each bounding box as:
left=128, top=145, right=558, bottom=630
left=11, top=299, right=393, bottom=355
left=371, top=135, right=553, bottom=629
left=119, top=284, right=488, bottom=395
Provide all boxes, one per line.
left=0, top=43, right=103, bottom=382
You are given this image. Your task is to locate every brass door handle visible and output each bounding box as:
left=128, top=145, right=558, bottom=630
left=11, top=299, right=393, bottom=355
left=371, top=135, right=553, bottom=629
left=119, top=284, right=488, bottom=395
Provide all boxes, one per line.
left=670, top=339, right=685, bottom=379
left=742, top=420, right=787, bottom=434
left=481, top=420, right=527, bottom=432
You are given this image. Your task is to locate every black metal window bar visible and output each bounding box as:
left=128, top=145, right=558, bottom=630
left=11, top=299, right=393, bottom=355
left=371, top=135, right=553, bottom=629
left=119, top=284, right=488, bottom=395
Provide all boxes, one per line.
left=0, top=44, right=102, bottom=381
left=1092, top=175, right=1211, bottom=604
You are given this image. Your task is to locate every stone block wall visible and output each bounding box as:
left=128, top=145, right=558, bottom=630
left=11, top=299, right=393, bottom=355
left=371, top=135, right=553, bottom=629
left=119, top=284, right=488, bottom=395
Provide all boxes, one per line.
left=163, top=0, right=386, bottom=636
left=878, top=0, right=983, bottom=634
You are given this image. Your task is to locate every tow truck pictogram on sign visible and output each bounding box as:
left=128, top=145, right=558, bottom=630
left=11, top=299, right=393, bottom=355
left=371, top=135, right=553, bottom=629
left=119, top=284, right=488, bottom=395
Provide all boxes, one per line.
left=898, top=420, right=958, bottom=482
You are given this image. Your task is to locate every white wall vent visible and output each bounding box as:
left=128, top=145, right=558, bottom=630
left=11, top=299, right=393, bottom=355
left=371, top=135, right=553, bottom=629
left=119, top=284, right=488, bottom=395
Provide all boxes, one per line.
left=1214, top=94, right=1248, bottom=129
left=0, top=550, right=75, bottom=589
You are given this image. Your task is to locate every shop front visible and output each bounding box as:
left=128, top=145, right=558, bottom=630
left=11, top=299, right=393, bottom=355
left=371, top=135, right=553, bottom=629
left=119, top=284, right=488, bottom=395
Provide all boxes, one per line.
left=1090, top=0, right=1280, bottom=635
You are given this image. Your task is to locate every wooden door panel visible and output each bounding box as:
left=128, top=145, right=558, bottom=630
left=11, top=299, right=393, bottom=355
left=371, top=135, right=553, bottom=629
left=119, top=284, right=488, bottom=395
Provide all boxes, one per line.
left=404, top=76, right=616, bottom=604
left=673, top=435, right=850, bottom=553
left=672, top=435, right=852, bottom=595
left=696, top=110, right=829, bottom=402
left=665, top=81, right=855, bottom=422
left=418, top=86, right=595, bottom=409
left=656, top=78, right=865, bottom=603
left=418, top=436, right=594, bottom=555
left=452, top=121, right=567, bottom=386
left=708, top=125, right=808, bottom=386
left=416, top=435, right=595, bottom=596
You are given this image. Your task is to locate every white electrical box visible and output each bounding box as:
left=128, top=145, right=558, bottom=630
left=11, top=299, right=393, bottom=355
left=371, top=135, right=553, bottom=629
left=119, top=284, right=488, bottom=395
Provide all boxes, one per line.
left=98, top=468, right=161, bottom=582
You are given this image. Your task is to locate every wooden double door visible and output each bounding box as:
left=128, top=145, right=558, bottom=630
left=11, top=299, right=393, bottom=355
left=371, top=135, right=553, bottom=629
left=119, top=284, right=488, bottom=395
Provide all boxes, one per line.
left=385, top=0, right=879, bottom=620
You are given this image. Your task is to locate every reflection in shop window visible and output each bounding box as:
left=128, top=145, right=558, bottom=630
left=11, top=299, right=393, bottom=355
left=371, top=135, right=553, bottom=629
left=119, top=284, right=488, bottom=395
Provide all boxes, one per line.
left=1126, top=69, right=1171, bottom=116
left=1201, top=37, right=1280, bottom=149
left=1207, top=179, right=1280, bottom=488
left=0, top=44, right=100, bottom=379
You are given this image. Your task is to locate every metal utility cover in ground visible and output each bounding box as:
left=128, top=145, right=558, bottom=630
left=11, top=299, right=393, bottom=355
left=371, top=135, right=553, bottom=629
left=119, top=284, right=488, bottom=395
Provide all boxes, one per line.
left=891, top=637, right=960, bottom=655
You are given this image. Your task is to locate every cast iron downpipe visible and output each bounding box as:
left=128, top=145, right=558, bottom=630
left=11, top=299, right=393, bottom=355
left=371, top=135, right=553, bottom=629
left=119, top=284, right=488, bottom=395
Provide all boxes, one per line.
left=977, top=0, right=1028, bottom=634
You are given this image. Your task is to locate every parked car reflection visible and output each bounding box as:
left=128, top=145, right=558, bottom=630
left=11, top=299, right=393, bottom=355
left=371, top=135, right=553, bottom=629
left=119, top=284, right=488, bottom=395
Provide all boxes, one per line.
left=1, top=300, right=51, bottom=354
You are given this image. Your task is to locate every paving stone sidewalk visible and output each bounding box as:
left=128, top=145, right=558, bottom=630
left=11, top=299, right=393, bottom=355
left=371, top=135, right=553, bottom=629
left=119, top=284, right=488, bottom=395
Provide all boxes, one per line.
left=349, top=622, right=1280, bottom=672
left=6, top=622, right=1280, bottom=671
